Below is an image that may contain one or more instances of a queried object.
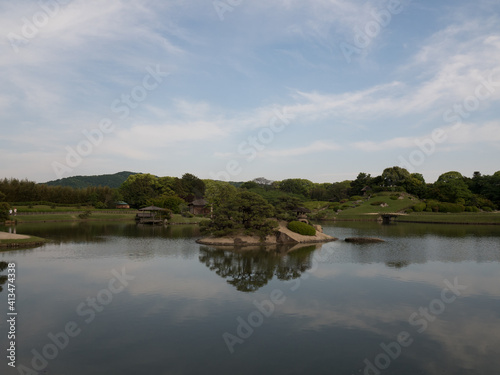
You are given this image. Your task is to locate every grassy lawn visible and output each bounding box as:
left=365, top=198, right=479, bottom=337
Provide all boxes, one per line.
left=14, top=205, right=97, bottom=212
left=169, top=214, right=210, bottom=224
left=12, top=212, right=137, bottom=222
left=301, top=201, right=330, bottom=210
left=336, top=193, right=418, bottom=216
left=0, top=235, right=48, bottom=247
left=397, top=212, right=500, bottom=224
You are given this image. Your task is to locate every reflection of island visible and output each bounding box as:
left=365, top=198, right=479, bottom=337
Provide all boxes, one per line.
left=0, top=261, right=8, bottom=293
left=199, top=244, right=318, bottom=292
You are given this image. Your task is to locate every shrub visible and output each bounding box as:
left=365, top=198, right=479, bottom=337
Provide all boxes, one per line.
left=287, top=221, right=316, bottom=236
left=465, top=206, right=480, bottom=212
left=437, top=202, right=465, bottom=213
left=482, top=206, right=493, bottom=212
left=349, top=195, right=363, bottom=201
left=94, top=202, right=106, bottom=209
left=339, top=199, right=348, bottom=204
left=78, top=210, right=92, bottom=219
left=390, top=195, right=399, bottom=200
left=329, top=202, right=340, bottom=210
left=312, top=211, right=328, bottom=220
left=412, top=202, right=426, bottom=212
left=426, top=200, right=440, bottom=212
left=370, top=201, right=385, bottom=206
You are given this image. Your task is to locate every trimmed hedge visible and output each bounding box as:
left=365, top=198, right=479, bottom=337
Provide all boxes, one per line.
left=287, top=221, right=316, bottom=236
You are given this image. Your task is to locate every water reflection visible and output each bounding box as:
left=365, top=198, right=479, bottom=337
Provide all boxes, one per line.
left=1, top=221, right=202, bottom=245
left=0, top=261, right=8, bottom=293
left=199, top=244, right=318, bottom=292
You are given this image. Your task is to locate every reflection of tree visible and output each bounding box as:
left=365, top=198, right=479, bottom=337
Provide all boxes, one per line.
left=386, top=260, right=409, bottom=269
left=199, top=245, right=316, bottom=292
left=0, top=261, right=8, bottom=293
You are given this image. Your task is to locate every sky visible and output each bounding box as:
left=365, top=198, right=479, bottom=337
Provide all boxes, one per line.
left=0, top=0, right=499, bottom=184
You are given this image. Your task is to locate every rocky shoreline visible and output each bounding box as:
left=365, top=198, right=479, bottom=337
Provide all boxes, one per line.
left=196, top=223, right=337, bottom=247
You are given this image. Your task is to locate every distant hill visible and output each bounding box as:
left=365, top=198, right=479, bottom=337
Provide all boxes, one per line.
left=44, top=171, right=138, bottom=189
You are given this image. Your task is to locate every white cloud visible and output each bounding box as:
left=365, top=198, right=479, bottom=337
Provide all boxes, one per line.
left=264, top=140, right=341, bottom=157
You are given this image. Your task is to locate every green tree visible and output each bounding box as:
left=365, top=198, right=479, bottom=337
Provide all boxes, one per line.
left=433, top=171, right=472, bottom=203
left=278, top=179, right=314, bottom=198
left=120, top=174, right=159, bottom=208
left=327, top=180, right=351, bottom=201
left=181, top=173, right=205, bottom=200
left=204, top=180, right=237, bottom=208
left=382, top=166, right=411, bottom=188
left=0, top=202, right=11, bottom=221
left=205, top=191, right=277, bottom=239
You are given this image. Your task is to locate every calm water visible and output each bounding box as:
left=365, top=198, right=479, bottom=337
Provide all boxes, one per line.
left=1, top=221, right=499, bottom=375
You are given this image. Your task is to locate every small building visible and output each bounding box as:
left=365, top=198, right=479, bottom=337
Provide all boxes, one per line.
left=188, top=199, right=210, bottom=215
left=115, top=201, right=130, bottom=209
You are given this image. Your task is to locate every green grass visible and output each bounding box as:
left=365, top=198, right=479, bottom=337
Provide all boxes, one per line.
left=0, top=235, right=48, bottom=246
left=14, top=205, right=138, bottom=213
left=12, top=212, right=137, bottom=222
left=301, top=201, right=330, bottom=210
left=169, top=214, right=210, bottom=224
left=397, top=212, right=500, bottom=224
left=336, top=194, right=418, bottom=216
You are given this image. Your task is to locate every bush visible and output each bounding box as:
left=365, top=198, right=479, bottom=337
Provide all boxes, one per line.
left=370, top=201, right=385, bottom=206
left=437, top=202, right=465, bottom=213
left=412, top=202, right=426, bottom=212
left=482, top=206, right=493, bottom=212
left=426, top=200, right=440, bottom=212
left=312, top=211, right=328, bottom=220
left=78, top=210, right=92, bottom=219
left=390, top=195, right=399, bottom=200
left=329, top=202, right=340, bottom=210
left=287, top=221, right=316, bottom=236
left=465, top=206, right=480, bottom=212
left=94, top=202, right=106, bottom=209
left=0, top=202, right=10, bottom=221
left=349, top=195, right=363, bottom=201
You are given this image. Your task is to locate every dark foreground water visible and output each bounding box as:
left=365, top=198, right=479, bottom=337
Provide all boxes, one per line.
left=0, top=221, right=499, bottom=375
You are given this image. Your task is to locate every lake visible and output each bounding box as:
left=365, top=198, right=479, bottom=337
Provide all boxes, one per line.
left=1, top=221, right=499, bottom=375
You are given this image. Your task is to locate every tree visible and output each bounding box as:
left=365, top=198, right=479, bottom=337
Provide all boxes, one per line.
left=120, top=174, right=159, bottom=208
left=181, top=173, right=205, bottom=200
left=278, top=179, right=314, bottom=198
left=433, top=171, right=472, bottom=203
left=204, top=180, right=237, bottom=208
left=404, top=173, right=427, bottom=197
left=327, top=180, right=351, bottom=201
left=381, top=166, right=411, bottom=188
left=350, top=173, right=372, bottom=196
left=204, top=191, right=277, bottom=239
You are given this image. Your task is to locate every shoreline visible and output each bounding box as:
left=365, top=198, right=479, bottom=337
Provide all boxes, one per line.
left=197, top=223, right=337, bottom=247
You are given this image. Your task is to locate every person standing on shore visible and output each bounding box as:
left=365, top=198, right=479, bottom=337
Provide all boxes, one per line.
left=13, top=208, right=17, bottom=216
left=9, top=209, right=12, bottom=217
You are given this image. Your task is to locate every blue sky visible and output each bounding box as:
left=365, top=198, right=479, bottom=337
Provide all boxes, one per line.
left=1, top=0, right=499, bottom=183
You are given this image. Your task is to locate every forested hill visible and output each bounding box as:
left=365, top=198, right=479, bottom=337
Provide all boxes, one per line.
left=44, top=171, right=139, bottom=189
